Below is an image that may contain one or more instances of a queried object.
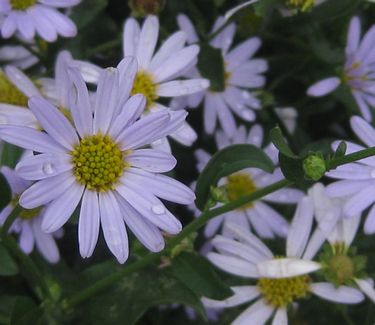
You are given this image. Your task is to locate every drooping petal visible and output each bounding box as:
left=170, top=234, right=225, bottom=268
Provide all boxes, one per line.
left=310, top=283, right=364, bottom=304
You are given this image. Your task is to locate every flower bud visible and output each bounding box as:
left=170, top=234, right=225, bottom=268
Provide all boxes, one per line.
left=303, top=153, right=326, bottom=181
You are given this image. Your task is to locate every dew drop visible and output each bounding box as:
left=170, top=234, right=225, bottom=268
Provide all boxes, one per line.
left=152, top=204, right=165, bottom=215
left=42, top=162, right=54, bottom=175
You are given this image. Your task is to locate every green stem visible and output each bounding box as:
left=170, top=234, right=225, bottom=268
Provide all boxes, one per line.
left=0, top=204, right=21, bottom=238
left=328, top=146, right=375, bottom=169
left=62, top=179, right=292, bottom=309
left=2, top=235, right=52, bottom=301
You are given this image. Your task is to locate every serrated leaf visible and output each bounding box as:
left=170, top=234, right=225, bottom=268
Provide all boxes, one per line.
left=171, top=252, right=233, bottom=300
left=81, top=266, right=205, bottom=325
left=197, top=44, right=225, bottom=92
left=0, top=244, right=18, bottom=276
left=195, top=144, right=274, bottom=210
left=270, top=127, right=299, bottom=159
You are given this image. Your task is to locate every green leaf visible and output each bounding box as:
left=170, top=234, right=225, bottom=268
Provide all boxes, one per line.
left=0, top=244, right=18, bottom=276
left=270, top=127, right=299, bottom=159
left=279, top=153, right=312, bottom=189
left=171, top=252, right=233, bottom=300
left=195, top=144, right=274, bottom=210
left=0, top=143, right=23, bottom=168
left=81, top=265, right=205, bottom=325
left=334, top=141, right=347, bottom=158
left=10, top=296, right=43, bottom=325
left=197, top=44, right=225, bottom=92
left=307, top=0, right=362, bottom=22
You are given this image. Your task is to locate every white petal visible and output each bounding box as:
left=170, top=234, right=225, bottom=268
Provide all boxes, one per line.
left=355, top=278, right=375, bottom=303
left=126, top=149, right=176, bottom=172
left=256, top=258, right=322, bottom=278
left=350, top=115, right=375, bottom=147
left=123, top=17, right=140, bottom=57
left=307, top=77, right=340, bottom=97
left=156, top=79, right=209, bottom=97
left=232, top=299, right=274, bottom=325
left=202, top=286, right=259, bottom=308
left=136, top=15, right=159, bottom=69
left=5, top=65, right=39, bottom=97
left=311, top=283, right=364, bottom=304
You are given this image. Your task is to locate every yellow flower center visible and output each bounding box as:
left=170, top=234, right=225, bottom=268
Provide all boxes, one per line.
left=71, top=134, right=128, bottom=192
left=131, top=70, right=159, bottom=109
left=286, top=0, right=315, bottom=11
left=10, top=0, right=37, bottom=10
left=11, top=195, right=41, bottom=220
left=257, top=275, right=310, bottom=308
left=226, top=173, right=257, bottom=210
left=0, top=72, right=28, bottom=106
left=328, top=254, right=354, bottom=285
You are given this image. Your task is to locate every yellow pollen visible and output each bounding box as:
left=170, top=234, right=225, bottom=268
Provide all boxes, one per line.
left=0, top=72, right=28, bottom=106
left=10, top=0, right=36, bottom=10
left=257, top=275, right=310, bottom=308
left=11, top=195, right=41, bottom=220
left=131, top=70, right=159, bottom=109
left=71, top=134, right=128, bottom=192
left=226, top=173, right=257, bottom=210
left=286, top=0, right=315, bottom=11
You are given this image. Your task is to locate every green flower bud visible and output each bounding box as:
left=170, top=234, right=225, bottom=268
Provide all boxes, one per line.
left=303, top=153, right=326, bottom=181
left=129, top=0, right=166, bottom=17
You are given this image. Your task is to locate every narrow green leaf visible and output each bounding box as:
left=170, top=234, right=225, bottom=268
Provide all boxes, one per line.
left=0, top=244, right=18, bottom=276
left=197, top=44, right=225, bottom=92
left=270, top=127, right=299, bottom=159
left=334, top=141, right=347, bottom=158
left=171, top=252, right=233, bottom=300
left=0, top=143, right=23, bottom=168
left=195, top=144, right=274, bottom=210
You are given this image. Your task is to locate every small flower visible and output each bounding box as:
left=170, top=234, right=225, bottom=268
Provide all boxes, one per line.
left=0, top=160, right=62, bottom=263
left=192, top=125, right=302, bottom=239
left=307, top=16, right=375, bottom=121
left=75, top=15, right=209, bottom=152
left=203, top=197, right=364, bottom=324
left=172, top=14, right=267, bottom=138
left=0, top=0, right=80, bottom=42
left=325, top=116, right=375, bottom=234
left=0, top=60, right=195, bottom=263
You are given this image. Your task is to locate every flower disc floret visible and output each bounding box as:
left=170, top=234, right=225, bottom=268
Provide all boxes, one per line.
left=257, top=275, right=310, bottom=308
left=226, top=173, right=257, bottom=209
left=0, top=72, right=28, bottom=106
left=10, top=0, right=37, bottom=10
left=71, top=134, right=127, bottom=192
left=131, top=70, right=159, bottom=109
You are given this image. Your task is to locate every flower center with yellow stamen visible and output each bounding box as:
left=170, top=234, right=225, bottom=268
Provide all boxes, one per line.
left=257, top=275, right=311, bottom=308
left=71, top=134, right=128, bottom=192
left=11, top=195, right=41, bottom=220
left=10, top=0, right=36, bottom=10
left=286, top=0, right=315, bottom=11
left=328, top=254, right=354, bottom=285
left=226, top=173, right=257, bottom=210
left=131, top=70, right=159, bottom=109
left=0, top=72, right=28, bottom=106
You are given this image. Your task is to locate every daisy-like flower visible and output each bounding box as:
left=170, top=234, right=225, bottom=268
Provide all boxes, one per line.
left=0, top=50, right=73, bottom=128
left=193, top=124, right=302, bottom=239
left=202, top=197, right=364, bottom=325
left=307, top=184, right=375, bottom=303
left=0, top=44, right=38, bottom=69
left=325, top=115, right=375, bottom=234
left=75, top=15, right=209, bottom=152
left=307, top=16, right=375, bottom=121
left=0, top=59, right=195, bottom=263
left=0, top=0, right=80, bottom=42
left=0, top=161, right=62, bottom=263
left=171, top=14, right=267, bottom=138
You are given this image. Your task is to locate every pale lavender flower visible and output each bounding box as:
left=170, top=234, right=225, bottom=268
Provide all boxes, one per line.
left=325, top=116, right=375, bottom=234
left=75, top=15, right=209, bottom=152
left=0, top=59, right=195, bottom=263
left=0, top=0, right=80, bottom=42
left=308, top=16, right=375, bottom=121
left=0, top=44, right=38, bottom=69
left=193, top=124, right=303, bottom=239
left=171, top=14, right=267, bottom=138
left=202, top=198, right=364, bottom=325
left=0, top=162, right=62, bottom=263
left=0, top=50, right=73, bottom=127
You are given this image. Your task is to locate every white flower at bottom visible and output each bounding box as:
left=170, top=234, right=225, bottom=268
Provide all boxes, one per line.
left=0, top=60, right=195, bottom=263
left=0, top=164, right=61, bottom=263
left=203, top=197, right=364, bottom=324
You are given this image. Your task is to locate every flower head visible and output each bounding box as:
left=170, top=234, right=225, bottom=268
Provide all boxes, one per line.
left=0, top=59, right=195, bottom=263
left=0, top=0, right=80, bottom=42
left=307, top=16, right=375, bottom=121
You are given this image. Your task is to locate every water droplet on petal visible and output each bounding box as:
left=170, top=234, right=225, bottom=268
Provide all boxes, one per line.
left=152, top=204, right=165, bottom=215
left=42, top=162, right=54, bottom=175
